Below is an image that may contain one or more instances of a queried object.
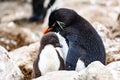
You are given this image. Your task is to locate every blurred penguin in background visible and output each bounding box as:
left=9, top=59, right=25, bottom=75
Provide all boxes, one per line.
left=29, top=0, right=56, bottom=22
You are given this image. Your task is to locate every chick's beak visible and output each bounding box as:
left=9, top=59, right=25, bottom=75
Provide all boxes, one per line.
left=43, top=27, right=53, bottom=34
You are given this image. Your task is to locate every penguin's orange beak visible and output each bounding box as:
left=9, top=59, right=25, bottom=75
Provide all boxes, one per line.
left=43, top=27, right=53, bottom=34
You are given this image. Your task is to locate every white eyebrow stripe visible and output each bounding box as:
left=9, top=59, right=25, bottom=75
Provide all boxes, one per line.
left=56, top=21, right=64, bottom=30
left=52, top=22, right=56, bottom=27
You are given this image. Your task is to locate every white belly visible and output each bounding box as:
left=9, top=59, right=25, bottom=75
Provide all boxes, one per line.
left=75, top=59, right=85, bottom=72
left=38, top=45, right=60, bottom=76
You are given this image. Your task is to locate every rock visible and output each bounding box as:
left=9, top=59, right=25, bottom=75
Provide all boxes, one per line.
left=107, top=61, right=120, bottom=71
left=89, top=0, right=119, bottom=6
left=78, top=61, right=120, bottom=80
left=1, top=11, right=27, bottom=23
left=106, top=44, right=120, bottom=64
left=92, top=22, right=110, bottom=39
left=106, top=61, right=120, bottom=80
left=33, top=61, right=120, bottom=80
left=33, top=71, right=79, bottom=80
left=9, top=42, right=40, bottom=80
left=0, top=45, right=23, bottom=80
left=0, top=24, right=40, bottom=51
left=78, top=61, right=113, bottom=80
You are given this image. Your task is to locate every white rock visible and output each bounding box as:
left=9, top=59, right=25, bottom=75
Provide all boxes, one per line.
left=32, top=61, right=120, bottom=80
left=9, top=42, right=39, bottom=67
left=107, top=61, right=120, bottom=80
left=0, top=46, right=23, bottom=80
left=107, top=61, right=120, bottom=70
left=33, top=71, right=79, bottom=80
left=78, top=61, right=120, bottom=80
left=9, top=42, right=40, bottom=79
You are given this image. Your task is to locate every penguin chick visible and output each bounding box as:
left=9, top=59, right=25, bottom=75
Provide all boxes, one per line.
left=33, top=32, right=65, bottom=78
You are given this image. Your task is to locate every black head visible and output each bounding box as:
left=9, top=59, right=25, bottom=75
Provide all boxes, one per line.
left=41, top=32, right=62, bottom=48
left=48, top=8, right=79, bottom=32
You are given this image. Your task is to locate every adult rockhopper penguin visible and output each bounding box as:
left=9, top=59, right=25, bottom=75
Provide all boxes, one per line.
left=44, top=8, right=106, bottom=71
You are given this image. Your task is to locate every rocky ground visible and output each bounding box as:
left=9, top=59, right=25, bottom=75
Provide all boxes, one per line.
left=0, top=0, right=120, bottom=80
